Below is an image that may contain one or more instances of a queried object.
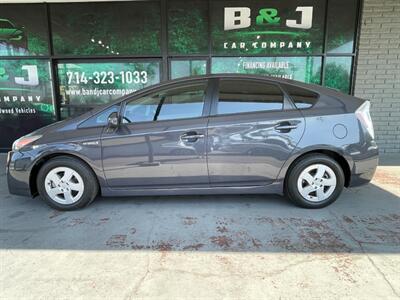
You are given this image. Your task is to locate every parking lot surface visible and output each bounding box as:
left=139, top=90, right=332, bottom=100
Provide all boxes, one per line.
left=1, top=154, right=399, bottom=299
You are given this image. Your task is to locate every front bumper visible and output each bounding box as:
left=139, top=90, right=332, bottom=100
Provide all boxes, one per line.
left=7, top=150, right=35, bottom=197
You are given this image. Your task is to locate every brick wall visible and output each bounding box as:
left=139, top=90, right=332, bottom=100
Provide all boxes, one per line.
left=354, top=0, right=400, bottom=153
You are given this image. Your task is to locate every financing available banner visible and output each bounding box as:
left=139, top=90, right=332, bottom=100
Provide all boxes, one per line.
left=212, top=56, right=321, bottom=84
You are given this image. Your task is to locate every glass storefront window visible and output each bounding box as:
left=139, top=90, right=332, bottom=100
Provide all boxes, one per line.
left=0, top=0, right=362, bottom=150
left=168, top=0, right=209, bottom=54
left=0, top=4, right=49, bottom=56
left=50, top=2, right=161, bottom=56
left=211, top=56, right=322, bottom=84
left=57, top=61, right=161, bottom=119
left=170, top=60, right=207, bottom=79
left=324, top=56, right=353, bottom=93
left=0, top=59, right=55, bottom=150
left=210, top=0, right=326, bottom=55
left=326, top=0, right=358, bottom=53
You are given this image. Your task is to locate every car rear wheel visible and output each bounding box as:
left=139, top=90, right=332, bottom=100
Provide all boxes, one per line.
left=37, top=156, right=98, bottom=210
left=285, top=154, right=345, bottom=208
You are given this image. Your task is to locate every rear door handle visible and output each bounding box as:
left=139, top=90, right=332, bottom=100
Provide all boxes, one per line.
left=274, top=122, right=298, bottom=132
left=180, top=132, right=205, bottom=142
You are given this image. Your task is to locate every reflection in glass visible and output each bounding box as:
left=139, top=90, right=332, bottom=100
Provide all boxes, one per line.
left=171, top=60, right=207, bottom=79
left=168, top=0, right=208, bottom=54
left=326, top=0, right=358, bottom=53
left=57, top=61, right=160, bottom=105
left=123, top=83, right=206, bottom=123
left=57, top=61, right=161, bottom=119
left=324, top=57, right=353, bottom=94
left=218, top=80, right=284, bottom=114
left=283, top=84, right=319, bottom=109
left=50, top=2, right=161, bottom=55
left=212, top=57, right=322, bottom=84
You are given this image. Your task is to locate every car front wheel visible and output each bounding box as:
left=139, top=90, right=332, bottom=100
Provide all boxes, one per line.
left=37, top=156, right=98, bottom=210
left=285, top=154, right=345, bottom=208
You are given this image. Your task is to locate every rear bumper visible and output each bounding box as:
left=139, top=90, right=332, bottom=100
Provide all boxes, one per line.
left=349, top=164, right=377, bottom=187
left=7, top=151, right=34, bottom=197
left=348, top=147, right=379, bottom=187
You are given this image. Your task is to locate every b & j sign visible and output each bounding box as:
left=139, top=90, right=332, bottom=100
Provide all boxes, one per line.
left=211, top=1, right=326, bottom=55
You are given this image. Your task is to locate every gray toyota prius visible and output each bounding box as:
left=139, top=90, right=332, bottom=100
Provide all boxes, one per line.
left=7, top=75, right=378, bottom=210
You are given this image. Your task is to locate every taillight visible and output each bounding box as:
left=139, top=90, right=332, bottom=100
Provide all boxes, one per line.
left=355, top=101, right=375, bottom=139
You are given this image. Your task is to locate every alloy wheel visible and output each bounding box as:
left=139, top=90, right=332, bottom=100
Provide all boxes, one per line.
left=297, top=164, right=337, bottom=202
left=44, top=167, right=84, bottom=204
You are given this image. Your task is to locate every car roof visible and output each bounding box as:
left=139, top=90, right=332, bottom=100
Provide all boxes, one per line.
left=165, top=74, right=363, bottom=107
left=150, top=74, right=336, bottom=94
left=128, top=73, right=361, bottom=102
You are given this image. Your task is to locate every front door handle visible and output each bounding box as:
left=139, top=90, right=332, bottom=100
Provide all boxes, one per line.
left=180, top=132, right=205, bottom=142
left=274, top=121, right=298, bottom=133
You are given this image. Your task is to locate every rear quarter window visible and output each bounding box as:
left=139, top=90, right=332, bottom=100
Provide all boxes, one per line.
left=284, top=84, right=319, bottom=109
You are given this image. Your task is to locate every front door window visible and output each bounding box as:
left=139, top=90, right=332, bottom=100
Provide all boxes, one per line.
left=123, top=82, right=207, bottom=123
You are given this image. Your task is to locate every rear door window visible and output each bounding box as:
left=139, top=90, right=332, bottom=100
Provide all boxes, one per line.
left=216, top=79, right=284, bottom=115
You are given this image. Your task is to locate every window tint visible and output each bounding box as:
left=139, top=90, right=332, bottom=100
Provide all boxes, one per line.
left=217, top=80, right=283, bottom=115
left=326, top=0, right=358, bottom=54
left=79, top=105, right=120, bottom=128
left=123, top=83, right=206, bottom=123
left=284, top=84, right=319, bottom=109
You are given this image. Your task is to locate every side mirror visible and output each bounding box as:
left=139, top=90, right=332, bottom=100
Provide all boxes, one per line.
left=107, top=112, right=119, bottom=128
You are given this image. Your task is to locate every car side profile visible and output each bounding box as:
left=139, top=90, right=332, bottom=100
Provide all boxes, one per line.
left=7, top=75, right=378, bottom=210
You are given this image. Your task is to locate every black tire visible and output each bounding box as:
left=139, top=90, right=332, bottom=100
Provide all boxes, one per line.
left=284, top=154, right=345, bottom=208
left=37, top=156, right=98, bottom=211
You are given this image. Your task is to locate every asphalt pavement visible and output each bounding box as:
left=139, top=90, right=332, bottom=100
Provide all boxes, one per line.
left=1, top=153, right=399, bottom=299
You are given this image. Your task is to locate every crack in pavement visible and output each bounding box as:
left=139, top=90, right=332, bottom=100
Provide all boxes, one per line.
left=149, top=256, right=319, bottom=280
left=328, top=210, right=400, bottom=298
left=125, top=211, right=158, bottom=299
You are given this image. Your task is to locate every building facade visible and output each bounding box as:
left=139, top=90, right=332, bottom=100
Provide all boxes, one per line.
left=0, top=0, right=398, bottom=152
left=354, top=0, right=400, bottom=153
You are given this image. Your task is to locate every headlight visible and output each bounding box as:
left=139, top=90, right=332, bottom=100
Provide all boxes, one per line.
left=12, top=135, right=42, bottom=151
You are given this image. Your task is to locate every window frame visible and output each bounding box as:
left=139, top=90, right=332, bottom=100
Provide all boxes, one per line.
left=120, top=78, right=214, bottom=126
left=210, top=78, right=289, bottom=117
